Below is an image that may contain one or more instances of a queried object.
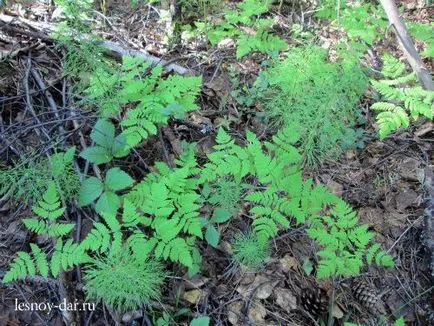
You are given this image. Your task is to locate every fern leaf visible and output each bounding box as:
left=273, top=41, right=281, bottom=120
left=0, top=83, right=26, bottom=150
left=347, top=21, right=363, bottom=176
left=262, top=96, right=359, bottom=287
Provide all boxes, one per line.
left=366, top=243, right=381, bottom=265
left=30, top=244, right=49, bottom=278
left=252, top=217, right=278, bottom=241
left=32, top=182, right=65, bottom=221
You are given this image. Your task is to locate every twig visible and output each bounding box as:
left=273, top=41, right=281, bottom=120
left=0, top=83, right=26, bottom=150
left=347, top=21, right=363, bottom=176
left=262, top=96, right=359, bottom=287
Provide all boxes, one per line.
left=23, top=54, right=51, bottom=142
left=30, top=68, right=66, bottom=140
left=158, top=127, right=173, bottom=168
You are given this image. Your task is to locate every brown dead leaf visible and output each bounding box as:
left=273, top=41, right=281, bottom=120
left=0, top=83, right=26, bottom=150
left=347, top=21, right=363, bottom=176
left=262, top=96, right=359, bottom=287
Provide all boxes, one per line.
left=183, top=274, right=210, bottom=290
left=274, top=287, right=297, bottom=313
left=397, top=158, right=423, bottom=182
left=228, top=301, right=243, bottom=325
left=248, top=301, right=267, bottom=324
left=183, top=289, right=202, bottom=304
left=279, top=254, right=299, bottom=273
left=217, top=38, right=235, bottom=49
left=236, top=275, right=278, bottom=299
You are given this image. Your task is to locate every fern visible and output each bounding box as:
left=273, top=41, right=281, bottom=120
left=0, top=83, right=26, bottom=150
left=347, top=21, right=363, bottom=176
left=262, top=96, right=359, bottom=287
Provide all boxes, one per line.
left=371, top=54, right=434, bottom=139
left=201, top=127, right=393, bottom=278
left=124, top=143, right=202, bottom=270
left=3, top=184, right=92, bottom=282
left=83, top=56, right=202, bottom=145
left=22, top=182, right=75, bottom=237
left=194, top=0, right=287, bottom=59
left=307, top=200, right=394, bottom=279
left=3, top=245, right=49, bottom=282
left=252, top=46, right=368, bottom=166
left=316, top=1, right=387, bottom=51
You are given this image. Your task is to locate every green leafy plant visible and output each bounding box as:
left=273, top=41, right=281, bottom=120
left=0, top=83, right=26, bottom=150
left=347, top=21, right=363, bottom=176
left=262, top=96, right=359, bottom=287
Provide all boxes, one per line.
left=408, top=22, right=434, bottom=58
left=252, top=46, right=368, bottom=166
left=124, top=142, right=203, bottom=272
left=0, top=147, right=80, bottom=204
left=3, top=185, right=165, bottom=312
left=370, top=54, right=434, bottom=139
left=83, top=245, right=165, bottom=312
left=201, top=126, right=393, bottom=278
left=22, top=182, right=75, bottom=237
left=79, top=119, right=130, bottom=164
left=190, top=316, right=210, bottom=326
left=200, top=178, right=242, bottom=247
left=202, top=207, right=233, bottom=248
left=79, top=167, right=135, bottom=215
left=3, top=184, right=89, bottom=282
left=307, top=199, right=394, bottom=279
left=232, top=231, right=271, bottom=270
left=156, top=308, right=191, bottom=326
left=86, top=56, right=202, bottom=144
left=316, top=1, right=387, bottom=52
left=194, top=0, right=287, bottom=59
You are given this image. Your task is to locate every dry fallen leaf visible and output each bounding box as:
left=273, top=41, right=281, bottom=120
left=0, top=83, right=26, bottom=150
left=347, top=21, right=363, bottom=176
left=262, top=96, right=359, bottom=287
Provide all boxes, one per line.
left=236, top=275, right=278, bottom=300
left=274, top=287, right=297, bottom=313
left=183, top=289, right=202, bottom=304
left=228, top=301, right=243, bottom=325
left=248, top=301, right=267, bottom=324
left=279, top=254, right=299, bottom=273
left=332, top=304, right=344, bottom=319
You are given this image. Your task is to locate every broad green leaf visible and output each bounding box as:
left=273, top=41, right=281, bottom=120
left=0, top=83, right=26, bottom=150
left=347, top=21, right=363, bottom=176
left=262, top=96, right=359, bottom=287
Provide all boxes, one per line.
left=112, top=134, right=130, bottom=158
left=210, top=208, right=232, bottom=223
left=302, top=258, right=313, bottom=276
left=105, top=167, right=135, bottom=191
left=80, top=147, right=112, bottom=164
left=79, top=177, right=103, bottom=206
left=63, top=146, right=76, bottom=163
left=190, top=316, right=210, bottom=326
left=95, top=191, right=120, bottom=215
left=205, top=225, right=220, bottom=248
left=90, top=119, right=115, bottom=148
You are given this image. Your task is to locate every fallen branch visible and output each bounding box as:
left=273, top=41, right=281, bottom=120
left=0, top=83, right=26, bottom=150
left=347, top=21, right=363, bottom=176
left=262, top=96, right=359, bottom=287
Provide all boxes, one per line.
left=380, top=0, right=434, bottom=91
left=0, top=13, right=191, bottom=75
left=423, top=166, right=434, bottom=279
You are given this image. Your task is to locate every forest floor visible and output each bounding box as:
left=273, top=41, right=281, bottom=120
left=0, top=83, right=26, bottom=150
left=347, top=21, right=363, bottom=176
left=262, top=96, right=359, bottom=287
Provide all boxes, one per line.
left=0, top=0, right=433, bottom=325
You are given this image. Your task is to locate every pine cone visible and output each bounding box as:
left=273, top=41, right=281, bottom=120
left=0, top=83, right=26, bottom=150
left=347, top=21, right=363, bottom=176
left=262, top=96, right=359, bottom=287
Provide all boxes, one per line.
left=353, top=282, right=379, bottom=309
left=300, top=287, right=328, bottom=318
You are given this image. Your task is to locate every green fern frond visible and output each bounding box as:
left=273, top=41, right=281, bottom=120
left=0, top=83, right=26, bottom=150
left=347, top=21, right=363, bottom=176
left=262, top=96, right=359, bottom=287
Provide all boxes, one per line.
left=371, top=53, right=434, bottom=139
left=381, top=54, right=406, bottom=79
left=3, top=244, right=50, bottom=282
left=23, top=219, right=75, bottom=237
left=32, top=182, right=65, bottom=220
left=252, top=217, right=278, bottom=242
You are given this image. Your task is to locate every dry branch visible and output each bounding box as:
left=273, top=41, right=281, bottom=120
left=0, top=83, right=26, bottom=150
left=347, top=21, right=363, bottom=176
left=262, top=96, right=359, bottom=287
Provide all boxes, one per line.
left=0, top=13, right=191, bottom=75
left=424, top=166, right=434, bottom=279
left=380, top=0, right=434, bottom=91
